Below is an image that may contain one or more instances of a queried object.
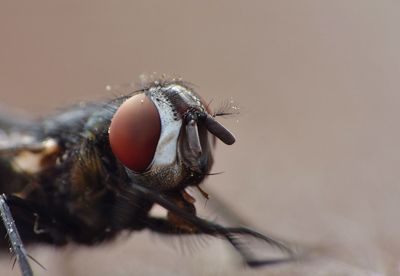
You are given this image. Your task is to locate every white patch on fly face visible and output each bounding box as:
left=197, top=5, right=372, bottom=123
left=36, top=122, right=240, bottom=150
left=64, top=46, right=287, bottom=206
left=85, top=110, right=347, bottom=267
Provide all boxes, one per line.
left=149, top=89, right=182, bottom=168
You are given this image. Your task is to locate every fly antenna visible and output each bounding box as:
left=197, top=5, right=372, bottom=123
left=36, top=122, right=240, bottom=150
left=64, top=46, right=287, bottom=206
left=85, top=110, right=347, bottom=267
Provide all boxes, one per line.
left=204, top=115, right=236, bottom=145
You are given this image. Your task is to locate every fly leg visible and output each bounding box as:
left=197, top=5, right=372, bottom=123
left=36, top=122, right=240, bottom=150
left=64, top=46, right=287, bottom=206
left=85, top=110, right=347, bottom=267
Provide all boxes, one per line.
left=145, top=212, right=295, bottom=267
left=0, top=194, right=66, bottom=276
left=145, top=217, right=295, bottom=266
left=0, top=194, right=33, bottom=276
left=130, top=183, right=295, bottom=267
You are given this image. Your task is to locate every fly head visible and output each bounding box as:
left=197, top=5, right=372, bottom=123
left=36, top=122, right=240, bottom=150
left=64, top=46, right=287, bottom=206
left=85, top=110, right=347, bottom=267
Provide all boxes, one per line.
left=108, top=80, right=236, bottom=191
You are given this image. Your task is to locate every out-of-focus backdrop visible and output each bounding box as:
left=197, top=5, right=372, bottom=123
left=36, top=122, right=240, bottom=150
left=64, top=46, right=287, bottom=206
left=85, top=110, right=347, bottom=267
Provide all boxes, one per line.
left=1, top=1, right=400, bottom=275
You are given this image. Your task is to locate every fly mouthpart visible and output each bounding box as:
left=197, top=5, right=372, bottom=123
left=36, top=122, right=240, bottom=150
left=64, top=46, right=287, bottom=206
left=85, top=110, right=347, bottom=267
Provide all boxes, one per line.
left=186, top=119, right=202, bottom=157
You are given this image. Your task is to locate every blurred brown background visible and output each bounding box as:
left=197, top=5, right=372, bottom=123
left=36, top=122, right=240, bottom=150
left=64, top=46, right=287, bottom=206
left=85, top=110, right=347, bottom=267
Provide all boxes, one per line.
left=1, top=1, right=400, bottom=275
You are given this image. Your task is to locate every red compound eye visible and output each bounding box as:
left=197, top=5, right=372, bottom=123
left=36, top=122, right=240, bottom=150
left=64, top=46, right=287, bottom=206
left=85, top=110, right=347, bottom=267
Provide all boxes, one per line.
left=109, top=93, right=161, bottom=173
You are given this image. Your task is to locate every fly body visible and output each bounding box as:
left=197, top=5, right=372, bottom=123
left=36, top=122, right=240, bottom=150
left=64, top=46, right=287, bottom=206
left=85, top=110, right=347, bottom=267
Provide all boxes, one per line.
left=0, top=78, right=294, bottom=276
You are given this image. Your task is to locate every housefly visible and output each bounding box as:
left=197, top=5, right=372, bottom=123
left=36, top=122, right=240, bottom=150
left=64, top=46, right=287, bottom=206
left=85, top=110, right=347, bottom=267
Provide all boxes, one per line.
left=0, top=78, right=294, bottom=276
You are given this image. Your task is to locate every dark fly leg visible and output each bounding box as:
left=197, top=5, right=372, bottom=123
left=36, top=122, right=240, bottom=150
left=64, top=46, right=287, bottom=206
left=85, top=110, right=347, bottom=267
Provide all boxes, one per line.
left=0, top=194, right=67, bottom=275
left=129, top=183, right=295, bottom=267
left=145, top=217, right=294, bottom=266
left=0, top=194, right=33, bottom=276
